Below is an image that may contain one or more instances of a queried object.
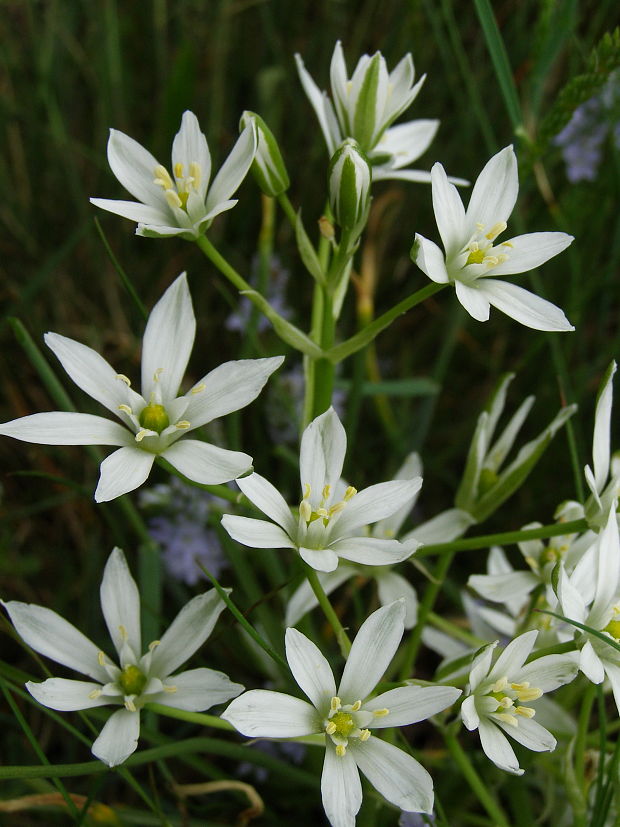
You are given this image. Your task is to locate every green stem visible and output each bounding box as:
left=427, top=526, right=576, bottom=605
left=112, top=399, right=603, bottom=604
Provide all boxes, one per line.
left=277, top=191, right=298, bottom=228
left=156, top=459, right=246, bottom=505
left=443, top=729, right=511, bottom=827
left=304, top=566, right=351, bottom=657
left=575, top=681, right=596, bottom=794
left=327, top=282, right=446, bottom=363
left=145, top=704, right=234, bottom=732
left=417, top=518, right=587, bottom=558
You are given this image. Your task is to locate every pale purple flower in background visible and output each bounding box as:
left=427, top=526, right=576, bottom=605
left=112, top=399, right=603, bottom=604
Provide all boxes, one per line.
left=140, top=477, right=227, bottom=586
left=554, top=72, right=620, bottom=183
left=238, top=739, right=307, bottom=783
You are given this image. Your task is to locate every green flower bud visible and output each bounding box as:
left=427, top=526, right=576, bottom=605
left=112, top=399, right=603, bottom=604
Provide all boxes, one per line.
left=328, top=139, right=371, bottom=234
left=240, top=111, right=290, bottom=197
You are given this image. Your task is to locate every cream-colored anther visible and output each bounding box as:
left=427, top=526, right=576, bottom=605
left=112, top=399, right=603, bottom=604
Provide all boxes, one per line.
left=344, top=486, right=357, bottom=501
left=175, top=420, right=191, bottom=430
left=191, top=383, right=206, bottom=395
left=189, top=162, right=201, bottom=190
left=485, top=221, right=507, bottom=241
left=501, top=240, right=514, bottom=248
left=116, top=374, right=132, bottom=386
left=325, top=721, right=337, bottom=735
left=476, top=222, right=485, bottom=231
left=336, top=744, right=346, bottom=757
left=174, top=162, right=184, bottom=179
left=330, top=696, right=341, bottom=713
left=153, top=165, right=174, bottom=190
left=496, top=712, right=518, bottom=726
left=164, top=685, right=177, bottom=693
left=350, top=700, right=362, bottom=712
left=165, top=190, right=182, bottom=209
left=88, top=688, right=102, bottom=700
left=148, top=640, right=161, bottom=651
left=153, top=368, right=164, bottom=383
left=303, top=483, right=311, bottom=500
left=360, top=729, right=371, bottom=741
left=516, top=706, right=535, bottom=718
left=118, top=404, right=133, bottom=415
left=484, top=256, right=499, bottom=268
left=491, top=677, right=508, bottom=693
left=372, top=708, right=389, bottom=717
left=135, top=429, right=153, bottom=442
left=322, top=484, right=331, bottom=500
left=300, top=500, right=312, bottom=522
left=98, top=651, right=106, bottom=666
left=124, top=697, right=137, bottom=712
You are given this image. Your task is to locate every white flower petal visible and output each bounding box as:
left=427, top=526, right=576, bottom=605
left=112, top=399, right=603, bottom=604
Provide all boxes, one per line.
left=149, top=667, right=243, bottom=711
left=406, top=507, right=475, bottom=544
left=205, top=123, right=257, bottom=210
left=335, top=478, right=422, bottom=536
left=488, top=631, right=538, bottom=682
left=171, top=111, right=211, bottom=200
left=477, top=716, right=523, bottom=774
left=468, top=642, right=497, bottom=691
left=602, top=661, right=620, bottom=715
left=26, top=678, right=112, bottom=711
left=460, top=695, right=480, bottom=730
left=557, top=567, right=587, bottom=625
left=350, top=737, right=434, bottom=814
left=2, top=600, right=108, bottom=682
left=163, top=439, right=251, bottom=485
left=376, top=572, right=418, bottom=628
left=89, top=198, right=171, bottom=225
left=45, top=332, right=144, bottom=417
left=94, top=446, right=155, bottom=502
left=141, top=273, right=195, bottom=401
left=106, top=129, right=168, bottom=210
left=300, top=408, right=347, bottom=504
left=221, top=515, right=295, bottom=549
left=137, top=222, right=195, bottom=239
left=376, top=119, right=439, bottom=169
left=286, top=569, right=352, bottom=626
left=149, top=589, right=225, bottom=677
left=592, top=361, right=616, bottom=493
left=495, top=716, right=556, bottom=753
left=489, top=232, right=573, bottom=276
left=235, top=473, right=297, bottom=535
left=579, top=640, right=605, bottom=684
left=465, top=146, right=518, bottom=235
left=468, top=571, right=538, bottom=603
left=413, top=233, right=450, bottom=283
left=331, top=537, right=413, bottom=566
left=366, top=685, right=461, bottom=727
left=431, top=161, right=466, bottom=255
left=296, top=53, right=341, bottom=155
left=478, top=279, right=574, bottom=332
left=455, top=280, right=490, bottom=322
left=285, top=627, right=337, bottom=710
left=100, top=548, right=141, bottom=659
left=91, top=707, right=140, bottom=766
left=338, top=601, right=405, bottom=701
left=321, top=742, right=362, bottom=827
left=513, top=654, right=578, bottom=693
left=222, top=689, right=319, bottom=737
left=299, top=546, right=340, bottom=573
left=183, top=357, right=284, bottom=428
left=0, top=412, right=132, bottom=446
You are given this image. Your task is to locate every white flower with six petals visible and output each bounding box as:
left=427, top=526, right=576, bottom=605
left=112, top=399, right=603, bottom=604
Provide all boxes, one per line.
left=0, top=273, right=283, bottom=501
left=223, top=600, right=461, bottom=826
left=2, top=547, right=243, bottom=767
left=413, top=146, right=574, bottom=331
left=222, top=407, right=422, bottom=572
left=91, top=110, right=257, bottom=239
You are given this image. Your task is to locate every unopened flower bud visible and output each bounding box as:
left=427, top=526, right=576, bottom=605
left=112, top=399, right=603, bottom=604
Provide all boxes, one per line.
left=328, top=139, right=371, bottom=233
left=240, top=111, right=290, bottom=197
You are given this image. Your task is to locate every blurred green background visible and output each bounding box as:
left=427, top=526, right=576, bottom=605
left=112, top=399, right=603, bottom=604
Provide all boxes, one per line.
left=0, top=0, right=618, bottom=822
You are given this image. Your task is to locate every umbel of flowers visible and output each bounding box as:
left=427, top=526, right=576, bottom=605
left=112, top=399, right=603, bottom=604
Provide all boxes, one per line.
left=3, top=30, right=617, bottom=827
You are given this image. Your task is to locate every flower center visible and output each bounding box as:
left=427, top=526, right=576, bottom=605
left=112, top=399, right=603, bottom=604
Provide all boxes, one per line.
left=118, top=664, right=147, bottom=696
left=299, top=484, right=357, bottom=527
left=487, top=676, right=541, bottom=725
left=330, top=711, right=355, bottom=737
left=139, top=403, right=170, bottom=433
left=323, top=696, right=385, bottom=757
left=153, top=162, right=203, bottom=211
left=463, top=221, right=511, bottom=271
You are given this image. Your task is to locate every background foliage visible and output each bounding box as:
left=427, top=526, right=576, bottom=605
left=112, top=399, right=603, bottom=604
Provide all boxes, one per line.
left=0, top=0, right=618, bottom=823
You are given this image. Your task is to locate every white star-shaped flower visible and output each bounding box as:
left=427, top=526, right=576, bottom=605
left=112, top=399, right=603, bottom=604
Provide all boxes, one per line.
left=223, top=601, right=461, bottom=826
left=461, top=630, right=577, bottom=775
left=0, top=273, right=283, bottom=501
left=296, top=41, right=450, bottom=184
left=222, top=407, right=422, bottom=572
left=91, top=110, right=257, bottom=239
left=413, top=146, right=574, bottom=331
left=2, top=547, right=243, bottom=767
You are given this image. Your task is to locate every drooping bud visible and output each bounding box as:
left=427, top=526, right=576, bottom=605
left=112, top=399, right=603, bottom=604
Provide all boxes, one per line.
left=240, top=111, right=290, bottom=197
left=328, top=139, right=371, bottom=234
